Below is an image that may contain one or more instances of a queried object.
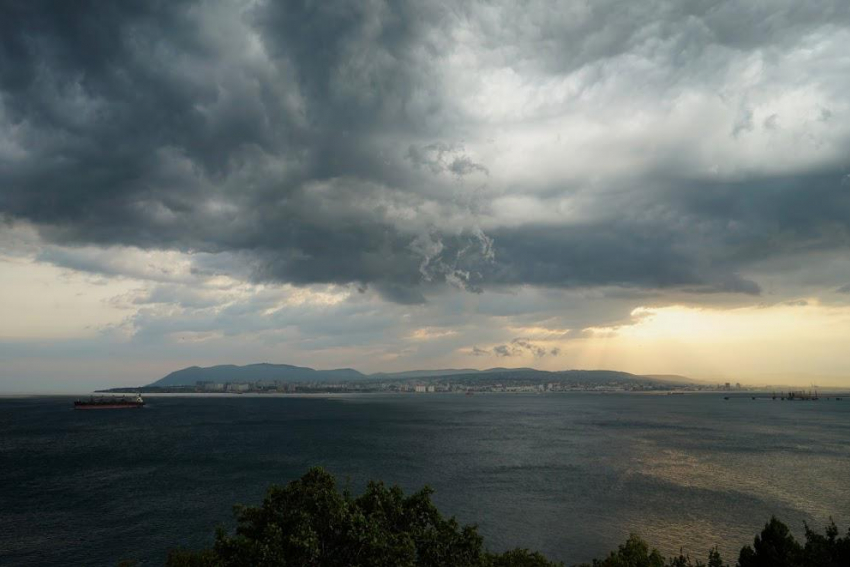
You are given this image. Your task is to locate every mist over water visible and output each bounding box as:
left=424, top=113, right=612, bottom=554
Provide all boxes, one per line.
left=2, top=393, right=849, bottom=566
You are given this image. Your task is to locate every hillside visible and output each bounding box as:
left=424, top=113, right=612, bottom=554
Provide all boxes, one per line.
left=369, top=368, right=480, bottom=379
left=149, top=364, right=696, bottom=387
left=408, top=368, right=663, bottom=386
left=642, top=373, right=706, bottom=384
left=149, top=363, right=365, bottom=387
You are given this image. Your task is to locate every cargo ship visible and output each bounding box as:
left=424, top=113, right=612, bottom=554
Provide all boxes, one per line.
left=73, top=394, right=145, bottom=410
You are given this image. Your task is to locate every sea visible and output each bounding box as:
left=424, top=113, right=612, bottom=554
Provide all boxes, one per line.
left=1, top=392, right=849, bottom=566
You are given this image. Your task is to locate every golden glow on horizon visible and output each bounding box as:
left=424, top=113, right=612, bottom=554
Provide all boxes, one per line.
left=618, top=302, right=847, bottom=342
left=460, top=302, right=850, bottom=386
left=4, top=248, right=850, bottom=387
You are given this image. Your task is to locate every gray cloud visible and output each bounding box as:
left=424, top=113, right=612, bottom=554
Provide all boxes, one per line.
left=407, top=143, right=489, bottom=178
left=2, top=0, right=850, bottom=307
left=488, top=338, right=559, bottom=358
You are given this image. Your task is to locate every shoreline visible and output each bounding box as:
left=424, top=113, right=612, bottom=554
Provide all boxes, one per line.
left=4, top=389, right=848, bottom=399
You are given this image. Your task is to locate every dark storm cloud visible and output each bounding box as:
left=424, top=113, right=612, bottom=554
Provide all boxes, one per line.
left=483, top=169, right=850, bottom=294
left=2, top=0, right=850, bottom=302
left=0, top=0, right=477, bottom=299
left=484, top=221, right=762, bottom=294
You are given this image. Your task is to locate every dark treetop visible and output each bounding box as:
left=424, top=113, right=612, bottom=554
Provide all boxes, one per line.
left=164, top=468, right=850, bottom=567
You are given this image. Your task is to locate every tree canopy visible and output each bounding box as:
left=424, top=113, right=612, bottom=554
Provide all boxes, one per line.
left=166, top=467, right=558, bottom=567
left=163, top=468, right=850, bottom=567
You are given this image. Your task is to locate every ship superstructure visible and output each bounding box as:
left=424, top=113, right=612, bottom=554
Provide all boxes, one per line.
left=73, top=394, right=145, bottom=410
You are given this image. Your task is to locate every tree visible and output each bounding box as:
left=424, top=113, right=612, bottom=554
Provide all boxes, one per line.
left=736, top=516, right=850, bottom=567
left=167, top=467, right=562, bottom=567
left=706, top=547, right=724, bottom=567
left=737, top=517, right=802, bottom=567
left=577, top=534, right=666, bottom=567
left=486, top=549, right=564, bottom=567
left=163, top=470, right=846, bottom=567
left=800, top=519, right=850, bottom=567
left=661, top=546, right=727, bottom=567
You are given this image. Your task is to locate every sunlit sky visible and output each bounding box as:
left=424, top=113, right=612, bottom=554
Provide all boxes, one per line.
left=3, top=1, right=850, bottom=392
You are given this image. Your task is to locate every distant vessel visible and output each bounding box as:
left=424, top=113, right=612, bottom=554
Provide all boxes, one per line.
left=786, top=390, right=818, bottom=401
left=74, top=394, right=145, bottom=410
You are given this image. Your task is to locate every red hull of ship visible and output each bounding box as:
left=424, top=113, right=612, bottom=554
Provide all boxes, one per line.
left=74, top=404, right=144, bottom=410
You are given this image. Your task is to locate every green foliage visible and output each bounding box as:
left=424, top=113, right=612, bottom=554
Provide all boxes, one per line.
left=738, top=516, right=802, bottom=567
left=166, top=467, right=561, bottom=567
left=801, top=520, right=850, bottom=567
left=164, top=469, right=849, bottom=567
left=737, top=516, right=850, bottom=567
left=166, top=548, right=219, bottom=567
left=706, top=548, right=724, bottom=567
left=486, top=548, right=563, bottom=567
left=577, top=534, right=666, bottom=567
left=576, top=538, right=726, bottom=567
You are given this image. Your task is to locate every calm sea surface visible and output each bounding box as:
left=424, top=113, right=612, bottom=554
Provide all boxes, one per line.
left=1, top=393, right=849, bottom=566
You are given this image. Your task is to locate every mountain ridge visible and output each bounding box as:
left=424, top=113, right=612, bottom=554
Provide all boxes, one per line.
left=151, top=363, right=365, bottom=387
left=148, top=363, right=700, bottom=387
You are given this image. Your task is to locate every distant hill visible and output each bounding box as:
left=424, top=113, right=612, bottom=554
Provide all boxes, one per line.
left=149, top=363, right=365, bottom=387
left=373, top=368, right=685, bottom=385
left=426, top=369, right=656, bottom=384
left=641, top=374, right=705, bottom=384
left=370, top=369, right=480, bottom=379
left=148, top=363, right=697, bottom=387
left=371, top=367, right=541, bottom=379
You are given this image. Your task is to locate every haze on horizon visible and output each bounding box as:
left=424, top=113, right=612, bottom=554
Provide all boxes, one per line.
left=3, top=1, right=850, bottom=392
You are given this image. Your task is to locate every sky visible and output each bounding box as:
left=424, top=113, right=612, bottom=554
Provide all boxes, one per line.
left=2, top=0, right=850, bottom=392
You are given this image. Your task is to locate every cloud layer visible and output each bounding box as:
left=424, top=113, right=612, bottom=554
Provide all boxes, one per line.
left=2, top=0, right=850, bottom=386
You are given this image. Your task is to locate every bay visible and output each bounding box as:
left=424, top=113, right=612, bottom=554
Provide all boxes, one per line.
left=1, top=393, right=849, bottom=566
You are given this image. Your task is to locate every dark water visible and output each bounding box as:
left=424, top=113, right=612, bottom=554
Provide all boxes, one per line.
left=1, top=393, right=849, bottom=566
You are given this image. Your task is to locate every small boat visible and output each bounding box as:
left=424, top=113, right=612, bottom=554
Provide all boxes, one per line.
left=74, top=394, right=145, bottom=410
